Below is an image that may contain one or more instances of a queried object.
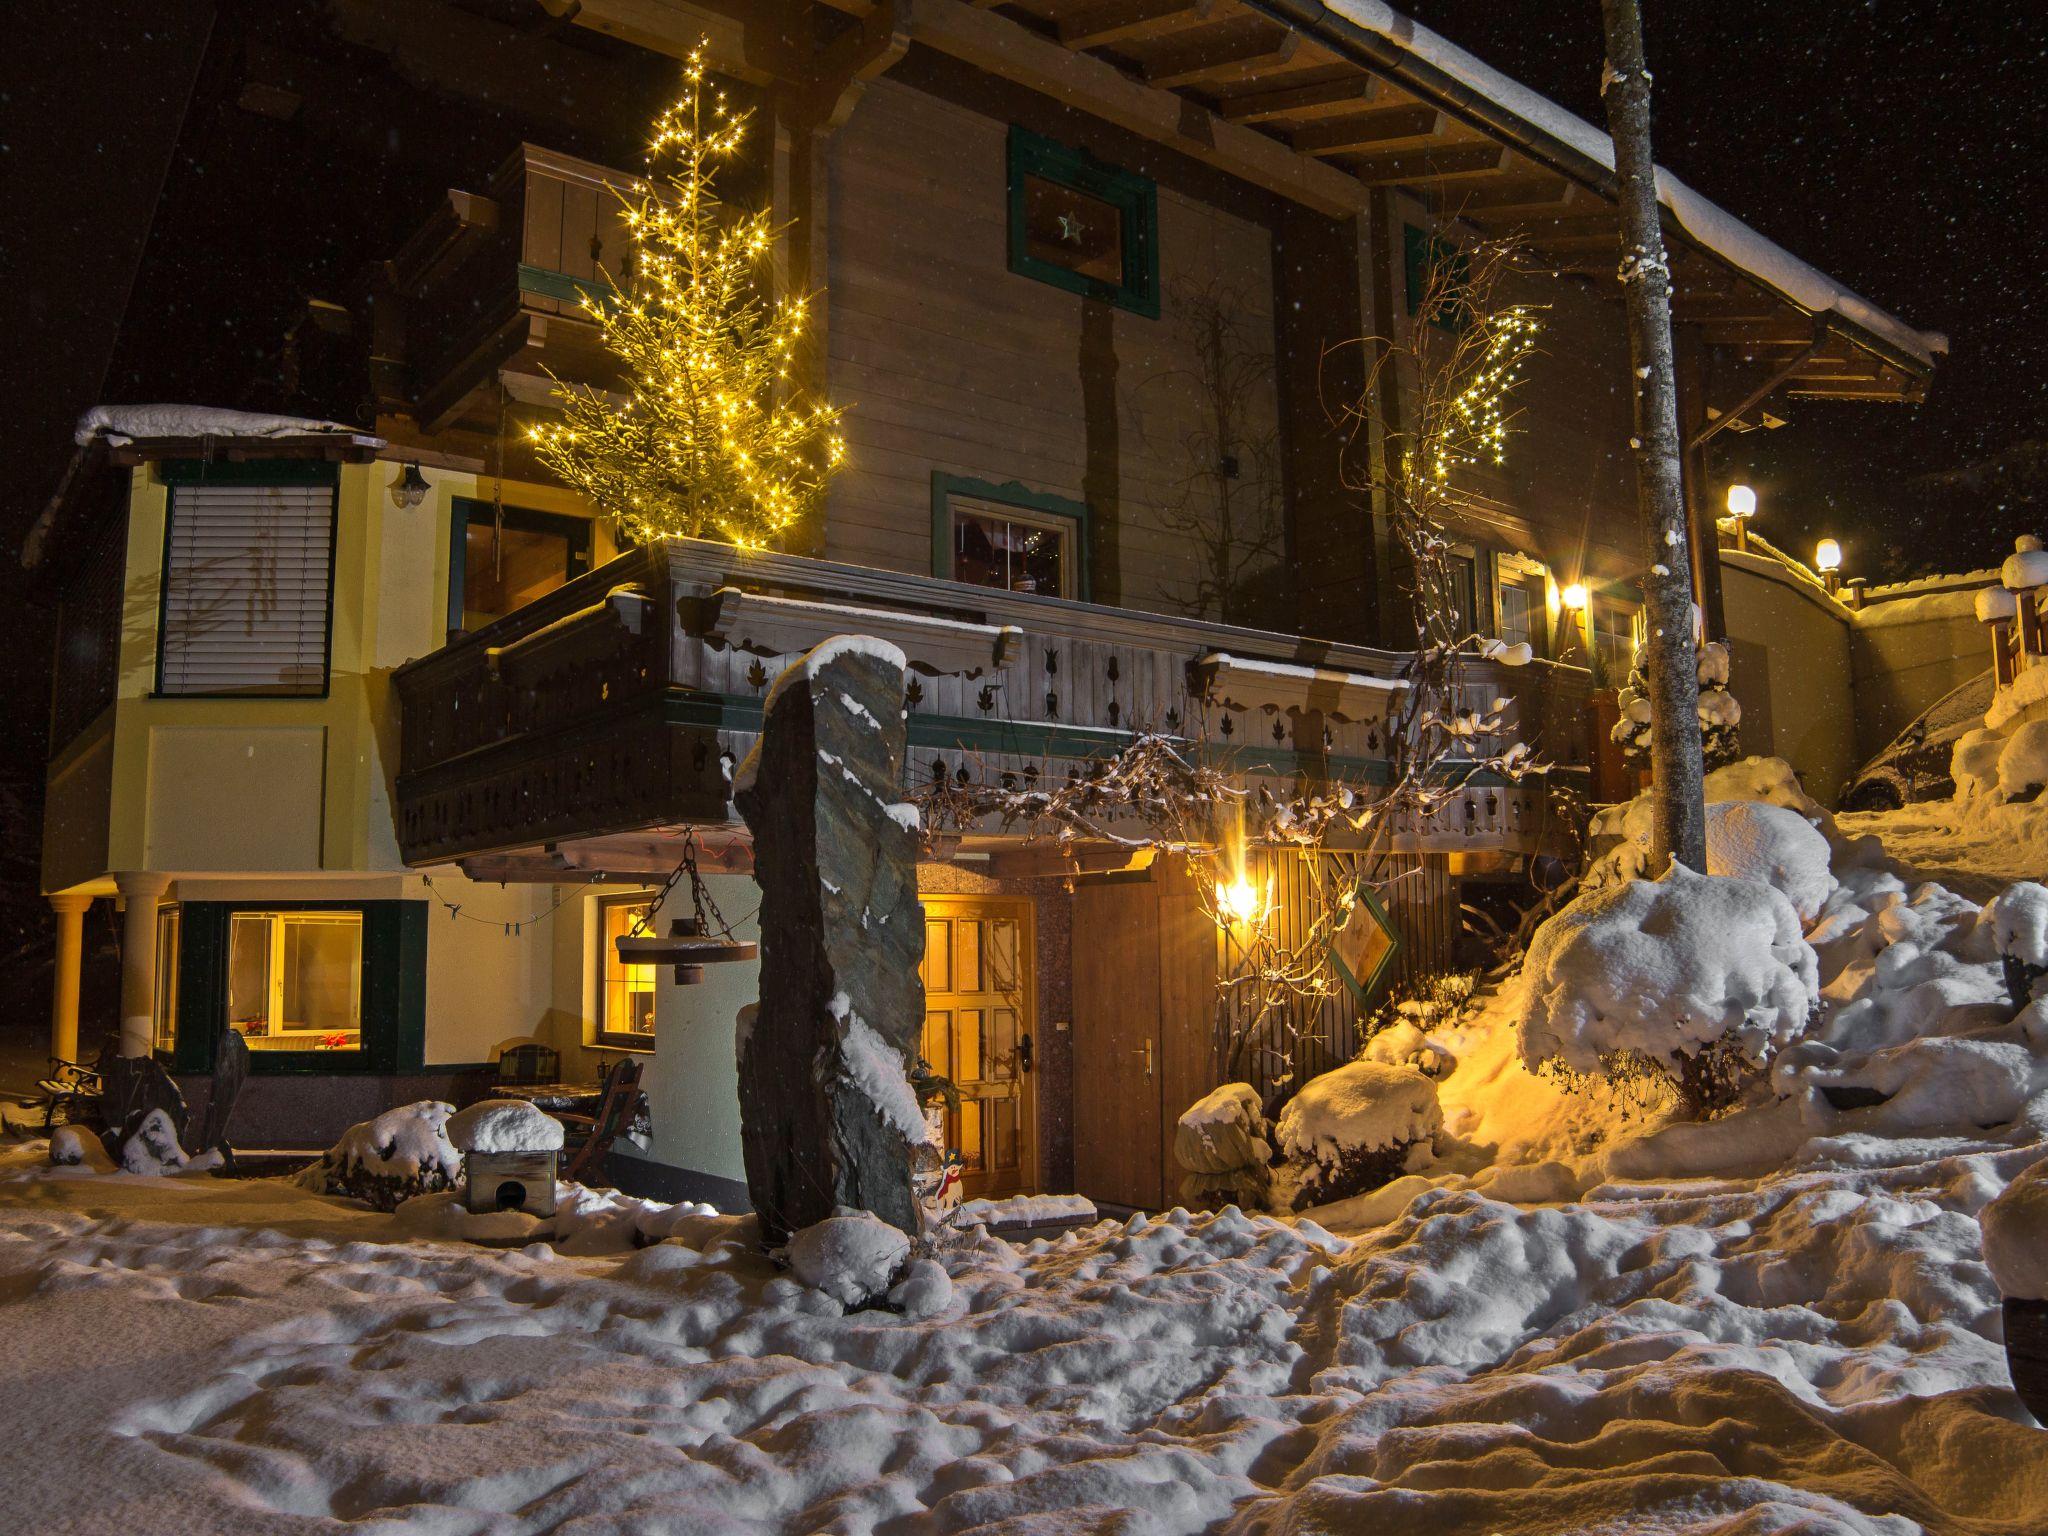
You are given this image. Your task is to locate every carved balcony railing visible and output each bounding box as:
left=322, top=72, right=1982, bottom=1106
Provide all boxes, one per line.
left=391, top=539, right=1591, bottom=867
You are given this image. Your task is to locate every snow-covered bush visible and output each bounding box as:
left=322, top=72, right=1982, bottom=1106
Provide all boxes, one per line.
left=1359, top=1020, right=1453, bottom=1077
left=299, top=1102, right=462, bottom=1212
left=1173, top=1083, right=1271, bottom=1210
left=1952, top=727, right=2006, bottom=802
left=48, top=1125, right=113, bottom=1171
left=1586, top=792, right=1836, bottom=924
left=1517, top=863, right=1820, bottom=1114
left=783, top=1211, right=911, bottom=1311
left=1985, top=881, right=2048, bottom=1012
left=1274, top=1062, right=1440, bottom=1210
left=1998, top=721, right=2048, bottom=802
left=1611, top=638, right=1741, bottom=769
left=1983, top=1158, right=2048, bottom=1301
left=1585, top=755, right=1838, bottom=887
left=120, top=1107, right=196, bottom=1175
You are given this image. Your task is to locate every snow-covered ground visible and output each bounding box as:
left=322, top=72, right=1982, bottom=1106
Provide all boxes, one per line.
left=4, top=778, right=2047, bottom=1534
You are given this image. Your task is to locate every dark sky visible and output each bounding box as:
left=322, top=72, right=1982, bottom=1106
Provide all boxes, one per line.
left=1401, top=0, right=2048, bottom=583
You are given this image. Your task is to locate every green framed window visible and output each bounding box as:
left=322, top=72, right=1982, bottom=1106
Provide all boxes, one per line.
left=932, top=473, right=1090, bottom=601
left=161, top=901, right=426, bottom=1075
left=1006, top=127, right=1160, bottom=318
left=155, top=462, right=339, bottom=698
left=447, top=499, right=594, bottom=637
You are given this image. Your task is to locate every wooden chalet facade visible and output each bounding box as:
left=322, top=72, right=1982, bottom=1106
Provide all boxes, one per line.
left=33, top=0, right=1940, bottom=1211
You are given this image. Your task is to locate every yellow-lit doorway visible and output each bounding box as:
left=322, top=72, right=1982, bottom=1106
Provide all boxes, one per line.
left=919, top=896, right=1037, bottom=1201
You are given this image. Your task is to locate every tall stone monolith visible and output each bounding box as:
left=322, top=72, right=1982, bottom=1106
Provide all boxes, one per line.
left=733, top=635, right=927, bottom=1244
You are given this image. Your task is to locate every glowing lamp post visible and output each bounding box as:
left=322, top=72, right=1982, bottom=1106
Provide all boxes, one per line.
left=1214, top=871, right=1271, bottom=931
left=1814, top=538, right=1842, bottom=594
left=1724, top=484, right=1756, bottom=551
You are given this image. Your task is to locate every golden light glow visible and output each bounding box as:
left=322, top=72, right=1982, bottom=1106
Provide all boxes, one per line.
left=1216, top=874, right=1271, bottom=928
left=1725, top=483, right=1757, bottom=519
left=1814, top=538, right=1842, bottom=573
left=1561, top=581, right=1588, bottom=611
left=530, top=39, right=844, bottom=549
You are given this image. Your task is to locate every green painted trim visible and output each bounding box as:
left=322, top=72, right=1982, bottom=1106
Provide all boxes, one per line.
left=517, top=263, right=611, bottom=308
left=1006, top=126, right=1160, bottom=319
left=155, top=475, right=339, bottom=700
left=928, top=472, right=1092, bottom=602
left=1331, top=881, right=1402, bottom=1009
left=156, top=460, right=341, bottom=486
left=167, top=901, right=427, bottom=1077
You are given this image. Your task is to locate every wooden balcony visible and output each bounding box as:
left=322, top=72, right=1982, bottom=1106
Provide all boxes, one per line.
left=392, top=540, right=1590, bottom=873
left=379, top=144, right=637, bottom=434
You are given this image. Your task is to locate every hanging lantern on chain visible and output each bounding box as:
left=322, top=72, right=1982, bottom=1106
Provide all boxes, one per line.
left=613, top=830, right=758, bottom=983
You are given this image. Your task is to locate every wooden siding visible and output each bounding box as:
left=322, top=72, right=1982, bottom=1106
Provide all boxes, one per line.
left=823, top=79, right=1288, bottom=627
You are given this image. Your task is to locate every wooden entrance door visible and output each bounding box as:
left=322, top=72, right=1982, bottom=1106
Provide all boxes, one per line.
left=1071, top=878, right=1163, bottom=1209
left=919, top=897, right=1037, bottom=1201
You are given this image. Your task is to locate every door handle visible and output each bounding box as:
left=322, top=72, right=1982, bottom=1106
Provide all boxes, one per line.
left=1018, top=1032, right=1034, bottom=1073
left=1142, top=1038, right=1154, bottom=1078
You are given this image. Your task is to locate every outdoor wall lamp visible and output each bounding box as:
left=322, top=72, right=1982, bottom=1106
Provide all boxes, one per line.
left=389, top=461, right=431, bottom=510
left=1725, top=483, right=1757, bottom=550
left=1561, top=581, right=1588, bottom=611
left=1815, top=538, right=1842, bottom=592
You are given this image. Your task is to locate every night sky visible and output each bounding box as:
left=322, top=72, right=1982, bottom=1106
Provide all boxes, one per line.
left=1402, top=1, right=2048, bottom=585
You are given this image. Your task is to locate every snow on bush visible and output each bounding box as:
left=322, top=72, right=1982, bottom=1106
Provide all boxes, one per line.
left=1174, top=1082, right=1271, bottom=1210
left=1953, top=726, right=2007, bottom=801
left=1360, top=1020, right=1453, bottom=1076
left=783, top=1210, right=911, bottom=1310
left=1983, top=1157, right=2048, bottom=1300
left=1586, top=755, right=1842, bottom=901
left=1986, top=881, right=2048, bottom=1012
left=1998, top=720, right=2048, bottom=802
left=1275, top=1062, right=1439, bottom=1210
left=299, top=1102, right=462, bottom=1212
left=119, top=1107, right=195, bottom=1175
left=47, top=1126, right=112, bottom=1171
left=444, top=1098, right=565, bottom=1154
left=1518, top=863, right=1819, bottom=1110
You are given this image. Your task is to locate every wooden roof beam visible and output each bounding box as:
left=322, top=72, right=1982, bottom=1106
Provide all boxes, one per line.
left=1216, top=71, right=1377, bottom=122
left=909, top=0, right=1366, bottom=214
left=1347, top=141, right=1509, bottom=185
left=1142, top=22, right=1299, bottom=89
left=1059, top=0, right=1215, bottom=50
left=1448, top=177, right=1595, bottom=220
left=1290, top=104, right=1441, bottom=157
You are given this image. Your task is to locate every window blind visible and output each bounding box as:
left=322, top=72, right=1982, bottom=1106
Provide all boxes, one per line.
left=159, top=482, right=335, bottom=696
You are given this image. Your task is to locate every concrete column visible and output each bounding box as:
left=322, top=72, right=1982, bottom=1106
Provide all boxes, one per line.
left=114, top=873, right=170, bottom=1059
left=47, top=893, right=93, bottom=1064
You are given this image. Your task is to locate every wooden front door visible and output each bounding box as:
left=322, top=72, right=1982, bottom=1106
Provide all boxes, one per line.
left=1071, top=878, right=1163, bottom=1209
left=919, top=896, right=1037, bottom=1202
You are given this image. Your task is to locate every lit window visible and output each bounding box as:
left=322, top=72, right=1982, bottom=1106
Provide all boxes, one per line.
left=153, top=907, right=181, bottom=1055
left=598, top=894, right=658, bottom=1047
left=1493, top=555, right=1548, bottom=653
left=1591, top=595, right=1641, bottom=684
left=452, top=501, right=593, bottom=633
left=227, top=911, right=363, bottom=1052
left=951, top=500, right=1076, bottom=599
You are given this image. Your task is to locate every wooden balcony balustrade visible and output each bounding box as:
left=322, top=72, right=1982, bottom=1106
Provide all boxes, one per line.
left=391, top=539, right=1591, bottom=870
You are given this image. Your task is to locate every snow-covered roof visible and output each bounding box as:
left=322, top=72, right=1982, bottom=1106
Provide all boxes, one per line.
left=1310, top=0, right=1947, bottom=371
left=74, top=404, right=383, bottom=449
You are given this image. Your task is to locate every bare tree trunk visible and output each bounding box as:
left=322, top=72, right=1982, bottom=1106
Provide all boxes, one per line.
left=1599, top=0, right=1707, bottom=873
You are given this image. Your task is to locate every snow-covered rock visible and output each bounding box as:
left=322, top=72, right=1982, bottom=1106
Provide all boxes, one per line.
left=887, top=1257, right=954, bottom=1319
left=299, top=1102, right=462, bottom=1212
left=444, top=1098, right=565, bottom=1154
left=783, top=1211, right=911, bottom=1310
left=1983, top=1158, right=2048, bottom=1300
left=1954, top=726, right=2008, bottom=801
left=1518, top=863, right=1819, bottom=1096
left=1998, top=721, right=2048, bottom=801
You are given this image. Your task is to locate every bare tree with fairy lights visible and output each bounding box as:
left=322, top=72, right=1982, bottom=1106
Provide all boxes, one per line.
left=917, top=239, right=1544, bottom=1099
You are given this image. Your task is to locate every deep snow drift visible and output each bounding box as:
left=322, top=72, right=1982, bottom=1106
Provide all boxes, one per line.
left=5, top=762, right=2048, bottom=1533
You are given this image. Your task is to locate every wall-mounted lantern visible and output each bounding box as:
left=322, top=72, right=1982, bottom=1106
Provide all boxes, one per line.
left=389, top=461, right=431, bottom=510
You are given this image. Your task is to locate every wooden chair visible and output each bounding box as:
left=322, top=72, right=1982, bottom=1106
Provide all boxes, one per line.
left=560, top=1058, right=647, bottom=1186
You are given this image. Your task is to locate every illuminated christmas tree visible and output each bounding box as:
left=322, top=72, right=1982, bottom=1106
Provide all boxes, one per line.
left=531, top=44, right=845, bottom=549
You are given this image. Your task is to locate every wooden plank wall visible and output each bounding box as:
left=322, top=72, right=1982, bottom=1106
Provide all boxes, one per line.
left=822, top=79, right=1287, bottom=626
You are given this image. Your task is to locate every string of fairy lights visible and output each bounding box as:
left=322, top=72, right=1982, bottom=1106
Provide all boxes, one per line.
left=527, top=40, right=845, bottom=551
